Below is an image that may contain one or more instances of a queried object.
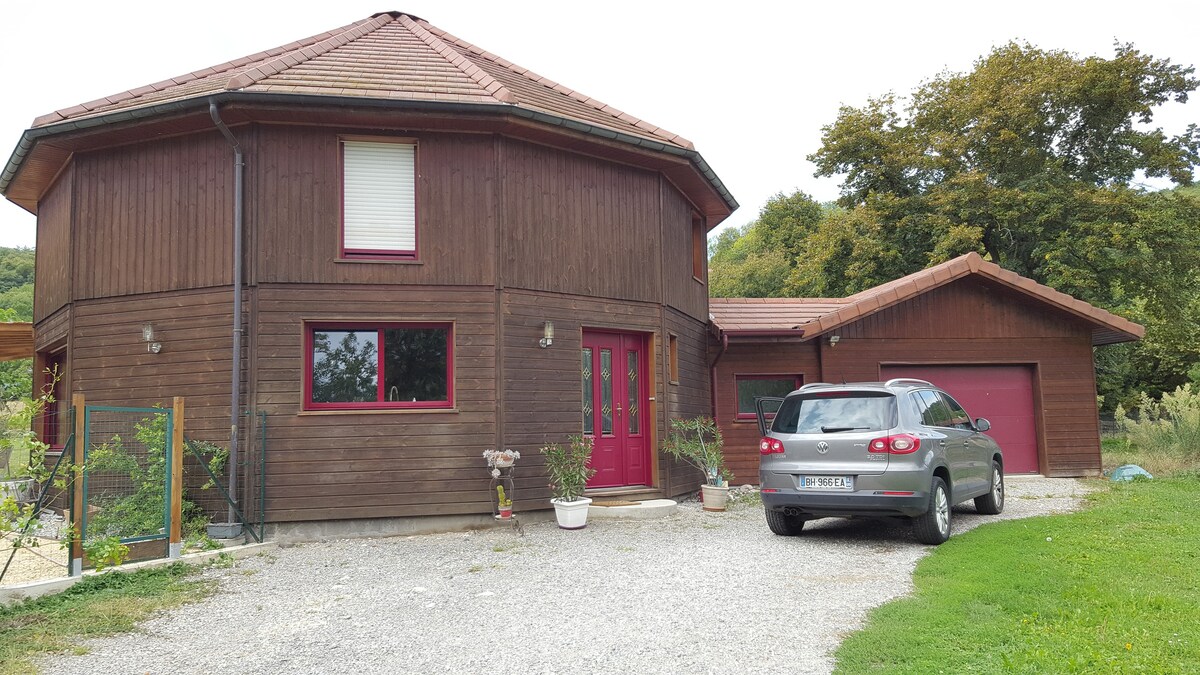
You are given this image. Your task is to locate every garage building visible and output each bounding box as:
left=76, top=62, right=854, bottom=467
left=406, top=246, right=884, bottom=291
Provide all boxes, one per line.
left=709, top=252, right=1143, bottom=481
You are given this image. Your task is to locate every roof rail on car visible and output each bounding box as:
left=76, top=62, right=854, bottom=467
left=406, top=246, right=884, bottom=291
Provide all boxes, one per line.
left=798, top=382, right=834, bottom=390
left=883, top=378, right=933, bottom=388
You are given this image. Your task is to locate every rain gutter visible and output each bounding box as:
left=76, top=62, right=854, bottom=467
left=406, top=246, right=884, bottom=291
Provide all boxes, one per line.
left=2, top=93, right=738, bottom=214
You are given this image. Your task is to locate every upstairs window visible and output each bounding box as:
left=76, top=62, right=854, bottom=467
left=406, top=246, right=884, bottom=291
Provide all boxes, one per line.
left=342, top=139, right=417, bottom=258
left=305, top=323, right=452, bottom=410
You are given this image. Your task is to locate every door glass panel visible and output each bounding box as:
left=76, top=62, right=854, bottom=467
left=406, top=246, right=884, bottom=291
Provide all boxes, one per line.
left=627, top=350, right=639, bottom=435
left=600, top=349, right=613, bottom=435
left=581, top=348, right=594, bottom=435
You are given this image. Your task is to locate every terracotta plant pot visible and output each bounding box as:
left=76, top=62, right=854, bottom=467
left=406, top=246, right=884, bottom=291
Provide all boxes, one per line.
left=551, top=497, right=592, bottom=529
left=701, top=484, right=729, bottom=512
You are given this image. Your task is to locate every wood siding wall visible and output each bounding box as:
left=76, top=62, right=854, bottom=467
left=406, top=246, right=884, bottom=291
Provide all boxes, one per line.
left=250, top=127, right=497, bottom=286
left=715, top=278, right=1104, bottom=481
left=34, top=166, right=73, bottom=322
left=500, top=139, right=662, bottom=304
left=664, top=308, right=711, bottom=494
left=70, top=288, right=234, bottom=439
left=252, top=285, right=497, bottom=522
left=73, top=133, right=234, bottom=300
left=661, top=183, right=708, bottom=321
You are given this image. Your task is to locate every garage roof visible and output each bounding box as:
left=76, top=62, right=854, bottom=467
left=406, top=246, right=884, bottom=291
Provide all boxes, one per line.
left=709, top=252, right=1144, bottom=346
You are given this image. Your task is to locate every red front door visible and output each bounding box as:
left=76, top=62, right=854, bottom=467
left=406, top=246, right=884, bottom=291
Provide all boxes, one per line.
left=582, top=330, right=649, bottom=488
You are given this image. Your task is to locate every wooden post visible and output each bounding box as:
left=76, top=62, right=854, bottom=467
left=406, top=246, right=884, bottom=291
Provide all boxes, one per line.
left=70, top=393, right=85, bottom=576
left=169, top=397, right=185, bottom=558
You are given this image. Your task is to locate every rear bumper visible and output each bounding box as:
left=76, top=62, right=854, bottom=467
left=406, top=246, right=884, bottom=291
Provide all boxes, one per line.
left=762, top=490, right=928, bottom=518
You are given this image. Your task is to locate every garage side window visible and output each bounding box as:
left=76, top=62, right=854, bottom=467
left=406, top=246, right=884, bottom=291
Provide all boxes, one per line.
left=735, top=375, right=802, bottom=420
left=342, top=139, right=417, bottom=259
left=306, top=323, right=452, bottom=410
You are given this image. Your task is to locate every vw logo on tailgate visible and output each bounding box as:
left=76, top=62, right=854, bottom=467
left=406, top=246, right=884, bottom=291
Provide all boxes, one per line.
left=816, top=441, right=830, bottom=454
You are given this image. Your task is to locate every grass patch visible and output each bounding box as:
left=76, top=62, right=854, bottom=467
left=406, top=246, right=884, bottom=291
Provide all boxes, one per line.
left=834, top=476, right=1200, bottom=673
left=0, top=563, right=217, bottom=674
left=1102, top=435, right=1200, bottom=477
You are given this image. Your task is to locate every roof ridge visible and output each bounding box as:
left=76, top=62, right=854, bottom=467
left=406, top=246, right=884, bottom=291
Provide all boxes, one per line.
left=420, top=22, right=693, bottom=150
left=32, top=17, right=377, bottom=127
left=400, top=15, right=517, bottom=105
left=225, top=14, right=396, bottom=91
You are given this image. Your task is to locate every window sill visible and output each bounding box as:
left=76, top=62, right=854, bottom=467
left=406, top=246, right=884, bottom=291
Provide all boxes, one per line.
left=692, top=276, right=705, bottom=285
left=298, top=408, right=458, bottom=416
left=335, top=258, right=424, bottom=266
left=669, top=379, right=680, bottom=386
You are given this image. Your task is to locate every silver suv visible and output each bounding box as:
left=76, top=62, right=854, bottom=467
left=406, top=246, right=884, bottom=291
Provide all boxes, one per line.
left=755, top=379, right=1004, bottom=545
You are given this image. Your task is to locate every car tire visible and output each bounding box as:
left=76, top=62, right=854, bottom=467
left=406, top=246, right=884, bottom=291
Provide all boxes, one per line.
left=974, top=461, right=1005, bottom=515
left=913, top=477, right=951, bottom=545
left=765, top=508, right=806, bottom=536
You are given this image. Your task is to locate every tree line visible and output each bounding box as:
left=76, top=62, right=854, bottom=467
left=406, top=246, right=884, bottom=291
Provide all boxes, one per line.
left=0, top=246, right=34, bottom=399
left=711, top=42, right=1200, bottom=410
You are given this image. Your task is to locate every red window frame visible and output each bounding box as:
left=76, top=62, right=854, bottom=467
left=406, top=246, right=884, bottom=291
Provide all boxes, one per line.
left=339, top=137, right=420, bottom=261
left=304, top=322, right=453, bottom=411
left=734, top=374, right=803, bottom=420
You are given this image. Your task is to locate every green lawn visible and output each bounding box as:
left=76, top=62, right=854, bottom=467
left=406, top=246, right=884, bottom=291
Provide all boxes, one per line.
left=835, top=476, right=1200, bottom=673
left=0, top=563, right=216, bottom=674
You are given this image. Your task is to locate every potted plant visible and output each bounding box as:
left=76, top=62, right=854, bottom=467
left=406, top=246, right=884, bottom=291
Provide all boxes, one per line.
left=540, top=435, right=596, bottom=529
left=495, top=485, right=513, bottom=519
left=663, top=416, right=730, bottom=511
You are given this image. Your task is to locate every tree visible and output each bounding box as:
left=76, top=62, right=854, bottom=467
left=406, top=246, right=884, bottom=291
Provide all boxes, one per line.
left=805, top=42, right=1200, bottom=409
left=708, top=191, right=827, bottom=297
left=0, top=248, right=35, bottom=400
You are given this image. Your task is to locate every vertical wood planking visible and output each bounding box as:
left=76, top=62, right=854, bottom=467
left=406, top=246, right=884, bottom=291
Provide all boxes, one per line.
left=33, top=166, right=73, bottom=322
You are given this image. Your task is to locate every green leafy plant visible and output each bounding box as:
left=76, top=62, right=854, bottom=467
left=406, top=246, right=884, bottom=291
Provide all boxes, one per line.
left=662, top=416, right=728, bottom=487
left=81, top=535, right=129, bottom=571
left=541, top=435, right=595, bottom=503
left=1113, top=384, right=1200, bottom=473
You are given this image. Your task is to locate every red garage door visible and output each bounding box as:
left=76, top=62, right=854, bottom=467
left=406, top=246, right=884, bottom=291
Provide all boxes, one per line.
left=881, top=365, right=1040, bottom=474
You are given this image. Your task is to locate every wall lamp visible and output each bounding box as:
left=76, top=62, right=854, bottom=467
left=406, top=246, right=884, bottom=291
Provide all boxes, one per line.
left=539, top=321, right=555, bottom=348
left=142, top=322, right=163, bottom=354
left=828, top=334, right=841, bottom=346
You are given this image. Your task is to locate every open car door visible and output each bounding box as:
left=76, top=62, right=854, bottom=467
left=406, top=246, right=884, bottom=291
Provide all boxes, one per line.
left=754, top=397, right=785, bottom=436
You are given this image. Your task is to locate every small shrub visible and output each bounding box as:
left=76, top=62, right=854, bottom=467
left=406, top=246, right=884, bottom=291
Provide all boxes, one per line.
left=662, top=416, right=728, bottom=487
left=541, top=435, right=595, bottom=502
left=1116, top=384, right=1200, bottom=457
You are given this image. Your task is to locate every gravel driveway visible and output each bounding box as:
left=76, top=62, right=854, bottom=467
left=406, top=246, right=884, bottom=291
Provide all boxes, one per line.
left=39, top=477, right=1093, bottom=674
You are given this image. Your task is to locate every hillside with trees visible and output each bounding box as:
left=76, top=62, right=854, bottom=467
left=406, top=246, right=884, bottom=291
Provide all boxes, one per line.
left=0, top=246, right=34, bottom=399
left=711, top=42, right=1200, bottom=410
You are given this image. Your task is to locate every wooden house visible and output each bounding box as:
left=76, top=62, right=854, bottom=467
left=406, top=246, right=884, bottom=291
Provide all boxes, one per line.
left=709, top=253, right=1144, bottom=483
left=0, top=12, right=736, bottom=530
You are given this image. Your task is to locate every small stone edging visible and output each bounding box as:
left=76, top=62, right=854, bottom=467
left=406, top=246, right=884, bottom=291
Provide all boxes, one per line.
left=0, top=541, right=278, bottom=606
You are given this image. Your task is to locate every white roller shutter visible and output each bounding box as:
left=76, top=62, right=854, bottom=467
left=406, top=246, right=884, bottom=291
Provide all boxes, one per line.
left=342, top=141, right=416, bottom=253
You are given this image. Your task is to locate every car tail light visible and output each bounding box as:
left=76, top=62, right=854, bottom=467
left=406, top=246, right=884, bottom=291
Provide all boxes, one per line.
left=867, top=433, right=922, bottom=454
left=759, top=437, right=784, bottom=455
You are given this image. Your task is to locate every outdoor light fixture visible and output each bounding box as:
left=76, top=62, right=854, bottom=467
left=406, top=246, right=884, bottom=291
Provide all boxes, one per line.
left=142, top=322, right=163, bottom=354
left=829, top=335, right=841, bottom=346
left=539, top=321, right=555, bottom=348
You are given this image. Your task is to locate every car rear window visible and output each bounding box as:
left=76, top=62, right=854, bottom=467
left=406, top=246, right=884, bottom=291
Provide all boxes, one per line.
left=771, top=391, right=897, bottom=434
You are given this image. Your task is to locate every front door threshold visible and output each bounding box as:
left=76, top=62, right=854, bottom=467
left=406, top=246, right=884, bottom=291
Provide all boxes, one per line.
left=584, top=485, right=664, bottom=501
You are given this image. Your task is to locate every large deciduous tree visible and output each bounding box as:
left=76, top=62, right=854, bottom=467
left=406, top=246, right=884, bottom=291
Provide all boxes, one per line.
left=803, top=41, right=1200, bottom=408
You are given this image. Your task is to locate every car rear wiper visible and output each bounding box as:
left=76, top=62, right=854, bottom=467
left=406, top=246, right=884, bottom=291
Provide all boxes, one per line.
left=820, top=426, right=871, bottom=433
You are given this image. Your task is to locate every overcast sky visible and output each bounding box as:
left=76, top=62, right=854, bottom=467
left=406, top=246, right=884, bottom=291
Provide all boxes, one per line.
left=2, top=0, right=1197, bottom=248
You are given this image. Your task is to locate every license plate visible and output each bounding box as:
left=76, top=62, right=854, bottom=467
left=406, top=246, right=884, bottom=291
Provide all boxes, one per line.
left=798, top=475, right=854, bottom=491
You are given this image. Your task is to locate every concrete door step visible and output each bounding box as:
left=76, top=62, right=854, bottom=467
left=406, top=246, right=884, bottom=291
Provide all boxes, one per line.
left=588, top=498, right=677, bottom=520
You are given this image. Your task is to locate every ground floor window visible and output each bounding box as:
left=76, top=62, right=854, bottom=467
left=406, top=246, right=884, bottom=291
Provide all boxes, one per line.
left=735, top=374, right=802, bottom=420
left=305, top=323, right=452, bottom=410
left=39, top=351, right=67, bottom=447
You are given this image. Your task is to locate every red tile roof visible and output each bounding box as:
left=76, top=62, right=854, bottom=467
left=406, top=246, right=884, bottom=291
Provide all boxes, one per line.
left=30, top=11, right=692, bottom=150
left=709, top=253, right=1145, bottom=346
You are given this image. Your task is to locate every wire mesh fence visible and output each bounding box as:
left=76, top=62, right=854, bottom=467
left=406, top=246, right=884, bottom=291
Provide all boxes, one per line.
left=83, top=407, right=173, bottom=550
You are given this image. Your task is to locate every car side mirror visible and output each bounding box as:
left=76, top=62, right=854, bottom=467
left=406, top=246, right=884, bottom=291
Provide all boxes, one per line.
left=975, top=418, right=991, bottom=432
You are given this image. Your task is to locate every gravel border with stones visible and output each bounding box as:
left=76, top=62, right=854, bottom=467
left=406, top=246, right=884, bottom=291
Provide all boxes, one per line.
left=39, top=476, right=1095, bottom=675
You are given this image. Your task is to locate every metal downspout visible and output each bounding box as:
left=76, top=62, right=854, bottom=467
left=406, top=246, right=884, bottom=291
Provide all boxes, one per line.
left=709, top=333, right=729, bottom=423
left=209, top=101, right=244, bottom=525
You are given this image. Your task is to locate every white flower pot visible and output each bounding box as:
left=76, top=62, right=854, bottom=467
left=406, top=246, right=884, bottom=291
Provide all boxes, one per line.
left=701, top=484, right=729, bottom=512
left=551, top=497, right=592, bottom=529
left=0, top=478, right=36, bottom=504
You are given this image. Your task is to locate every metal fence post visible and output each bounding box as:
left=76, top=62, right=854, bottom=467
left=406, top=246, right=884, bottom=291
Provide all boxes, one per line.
left=70, top=393, right=85, bottom=576
left=169, top=397, right=185, bottom=558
